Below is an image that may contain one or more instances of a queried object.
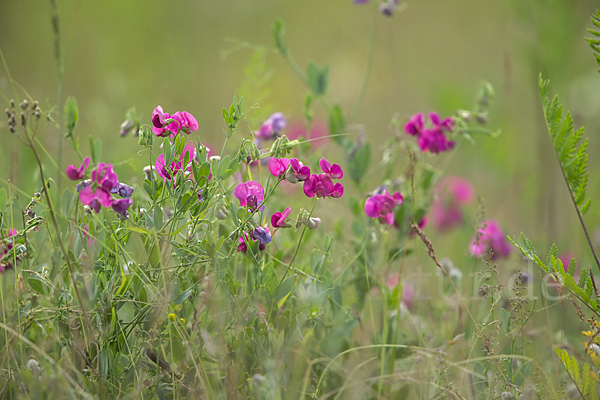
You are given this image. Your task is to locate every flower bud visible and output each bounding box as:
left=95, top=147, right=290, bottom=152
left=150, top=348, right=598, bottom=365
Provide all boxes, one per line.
left=119, top=119, right=135, bottom=137
left=285, top=169, right=299, bottom=183
left=215, top=206, right=229, bottom=220
left=303, top=216, right=321, bottom=230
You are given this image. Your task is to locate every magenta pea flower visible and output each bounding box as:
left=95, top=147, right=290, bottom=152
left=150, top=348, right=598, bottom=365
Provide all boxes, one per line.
left=431, top=177, right=474, bottom=231
left=303, top=174, right=343, bottom=199
left=79, top=162, right=118, bottom=213
left=271, top=207, right=292, bottom=228
left=319, top=158, right=343, bottom=179
left=66, top=157, right=90, bottom=181
left=92, top=163, right=119, bottom=192
left=417, top=129, right=455, bottom=154
left=79, top=186, right=112, bottom=213
left=237, top=233, right=249, bottom=254
left=364, top=191, right=403, bottom=225
left=405, top=113, right=425, bottom=136
left=405, top=112, right=455, bottom=154
left=268, top=157, right=290, bottom=179
left=152, top=106, right=198, bottom=137
left=155, top=154, right=183, bottom=182
left=234, top=181, right=265, bottom=211
left=469, top=220, right=511, bottom=260
left=287, top=159, right=311, bottom=183
left=257, top=112, right=286, bottom=140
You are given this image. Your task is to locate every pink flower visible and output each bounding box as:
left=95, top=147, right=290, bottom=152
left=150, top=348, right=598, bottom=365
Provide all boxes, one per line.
left=417, top=129, right=455, bottom=154
left=319, top=158, right=343, bottom=179
left=268, top=157, right=290, bottom=179
left=79, top=186, right=112, bottom=213
left=287, top=158, right=310, bottom=183
left=77, top=163, right=133, bottom=214
left=92, top=163, right=119, bottom=192
left=405, top=113, right=425, bottom=136
left=65, top=157, right=90, bottom=181
left=234, top=181, right=265, bottom=211
left=469, top=220, right=511, bottom=259
left=257, top=112, right=286, bottom=140
left=303, top=174, right=343, bottom=199
left=152, top=106, right=198, bottom=137
left=405, top=112, right=455, bottom=154
left=431, top=177, right=474, bottom=231
left=271, top=207, right=291, bottom=228
left=155, top=154, right=183, bottom=182
left=365, top=191, right=403, bottom=225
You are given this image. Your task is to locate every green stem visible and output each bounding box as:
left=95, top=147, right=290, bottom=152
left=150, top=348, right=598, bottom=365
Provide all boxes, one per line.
left=350, top=4, right=377, bottom=123
left=279, top=197, right=317, bottom=285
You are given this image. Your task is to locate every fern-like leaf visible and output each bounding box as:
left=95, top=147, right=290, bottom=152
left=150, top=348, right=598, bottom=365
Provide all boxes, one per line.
left=555, top=347, right=599, bottom=399
left=587, top=10, right=600, bottom=72
left=539, top=76, right=591, bottom=216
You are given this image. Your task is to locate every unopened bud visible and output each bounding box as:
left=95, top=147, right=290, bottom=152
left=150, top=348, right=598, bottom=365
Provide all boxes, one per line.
left=20, top=112, right=26, bottom=126
left=119, top=119, right=135, bottom=137
left=285, top=169, right=299, bottom=183
left=4, top=109, right=10, bottom=117
left=33, top=100, right=39, bottom=108
left=20, top=100, right=29, bottom=110
left=215, top=206, right=229, bottom=220
left=475, top=113, right=488, bottom=125
left=143, top=165, right=154, bottom=181
left=10, top=99, right=15, bottom=108
left=456, top=110, right=472, bottom=122
left=303, top=216, right=321, bottom=230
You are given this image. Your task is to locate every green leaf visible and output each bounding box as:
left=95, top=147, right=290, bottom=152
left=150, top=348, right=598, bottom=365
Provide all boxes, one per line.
left=513, top=360, right=532, bottom=386
left=500, top=308, right=510, bottom=335
left=539, top=76, right=591, bottom=217
left=273, top=18, right=287, bottom=53
left=306, top=61, right=329, bottom=96
left=328, top=105, right=347, bottom=146
left=173, top=289, right=193, bottom=305
left=218, top=155, right=231, bottom=179
left=61, top=188, right=73, bottom=215
left=64, top=97, right=78, bottom=138
left=90, top=137, right=102, bottom=165
left=346, top=142, right=371, bottom=184
left=274, top=276, right=296, bottom=308
left=473, top=362, right=486, bottom=393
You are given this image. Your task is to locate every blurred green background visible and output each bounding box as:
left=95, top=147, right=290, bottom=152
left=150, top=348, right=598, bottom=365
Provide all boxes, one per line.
left=1, top=0, right=599, bottom=264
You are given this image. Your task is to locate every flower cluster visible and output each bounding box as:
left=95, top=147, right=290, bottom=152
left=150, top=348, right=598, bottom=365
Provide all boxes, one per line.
left=405, top=112, right=455, bottom=154
left=303, top=158, right=344, bottom=199
left=152, top=106, right=198, bottom=137
left=67, top=160, right=134, bottom=215
left=469, top=219, right=511, bottom=260
left=430, top=177, right=474, bottom=231
left=364, top=189, right=403, bottom=225
left=268, top=157, right=310, bottom=183
left=256, top=112, right=286, bottom=140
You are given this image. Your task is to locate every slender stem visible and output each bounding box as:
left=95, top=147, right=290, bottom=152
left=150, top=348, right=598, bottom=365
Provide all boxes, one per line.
left=279, top=197, right=317, bottom=285
left=351, top=4, right=377, bottom=123
left=557, top=164, right=600, bottom=273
